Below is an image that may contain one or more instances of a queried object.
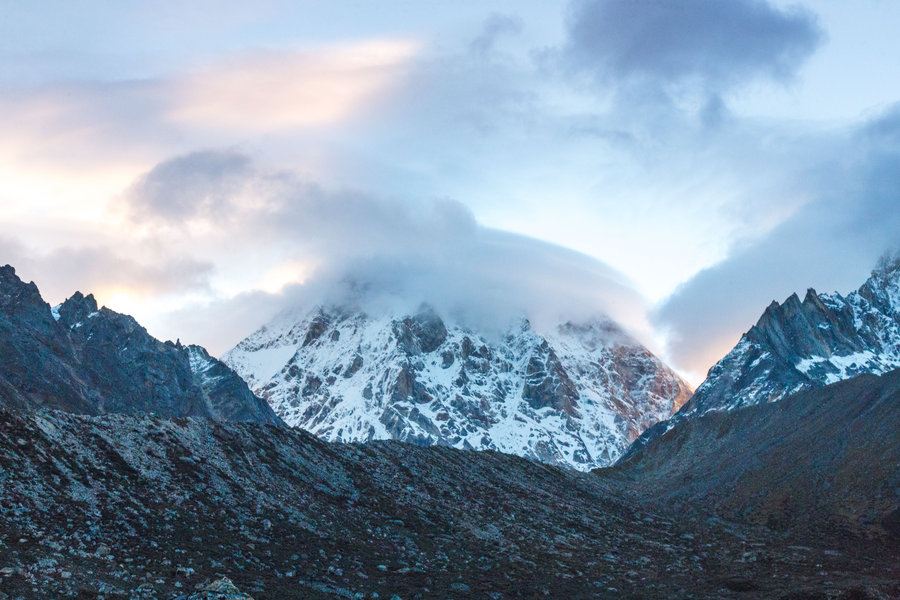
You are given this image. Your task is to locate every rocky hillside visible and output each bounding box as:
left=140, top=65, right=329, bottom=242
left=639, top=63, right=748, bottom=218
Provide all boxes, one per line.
left=225, top=304, right=691, bottom=470
left=609, top=369, right=900, bottom=539
left=623, top=258, right=900, bottom=461
left=0, top=265, right=280, bottom=425
left=1, top=402, right=895, bottom=599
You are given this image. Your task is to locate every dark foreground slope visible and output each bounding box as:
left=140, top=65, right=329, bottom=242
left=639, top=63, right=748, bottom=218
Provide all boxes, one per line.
left=1, top=407, right=897, bottom=599
left=610, top=369, right=900, bottom=544
left=0, top=265, right=280, bottom=425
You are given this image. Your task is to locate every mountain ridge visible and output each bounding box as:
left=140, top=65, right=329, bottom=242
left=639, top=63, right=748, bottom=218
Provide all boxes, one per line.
left=0, top=264, right=281, bottom=425
left=622, top=257, right=900, bottom=462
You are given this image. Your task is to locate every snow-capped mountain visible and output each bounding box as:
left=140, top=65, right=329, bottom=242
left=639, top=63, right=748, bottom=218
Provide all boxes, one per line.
left=224, top=304, right=691, bottom=470
left=621, top=256, right=900, bottom=462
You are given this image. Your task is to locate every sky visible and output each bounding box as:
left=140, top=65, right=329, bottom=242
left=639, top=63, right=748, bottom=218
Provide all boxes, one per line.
left=2, top=0, right=900, bottom=385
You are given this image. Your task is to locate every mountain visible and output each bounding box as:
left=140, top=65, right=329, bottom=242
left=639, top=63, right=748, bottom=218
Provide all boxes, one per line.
left=1, top=401, right=895, bottom=599
left=622, top=258, right=900, bottom=461
left=224, top=304, right=691, bottom=470
left=0, top=264, right=281, bottom=425
left=608, top=369, right=900, bottom=540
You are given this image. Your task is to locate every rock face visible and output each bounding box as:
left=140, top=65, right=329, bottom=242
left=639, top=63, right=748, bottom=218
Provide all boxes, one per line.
left=225, top=304, right=691, bottom=470
left=622, top=258, right=900, bottom=461
left=0, top=265, right=281, bottom=425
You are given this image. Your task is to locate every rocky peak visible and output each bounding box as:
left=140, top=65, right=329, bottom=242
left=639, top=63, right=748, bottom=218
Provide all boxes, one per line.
left=872, top=251, right=900, bottom=279
left=393, top=305, right=448, bottom=355
left=0, top=265, right=52, bottom=325
left=302, top=310, right=331, bottom=347
left=0, top=262, right=281, bottom=426
left=648, top=257, right=900, bottom=432
left=56, top=291, right=99, bottom=327
left=859, top=254, right=900, bottom=317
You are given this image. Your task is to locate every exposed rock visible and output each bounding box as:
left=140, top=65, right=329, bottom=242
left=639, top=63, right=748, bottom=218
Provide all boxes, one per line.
left=302, top=313, right=330, bottom=347
left=185, top=346, right=282, bottom=426
left=521, top=341, right=579, bottom=416
left=188, top=577, right=254, bottom=599
left=391, top=305, right=448, bottom=355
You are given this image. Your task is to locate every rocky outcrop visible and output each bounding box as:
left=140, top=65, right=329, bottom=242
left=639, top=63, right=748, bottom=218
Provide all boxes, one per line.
left=521, top=341, right=579, bottom=416
left=0, top=264, right=281, bottom=425
left=225, top=304, right=691, bottom=470
left=393, top=306, right=448, bottom=354
left=186, top=345, right=283, bottom=426
left=187, top=578, right=255, bottom=599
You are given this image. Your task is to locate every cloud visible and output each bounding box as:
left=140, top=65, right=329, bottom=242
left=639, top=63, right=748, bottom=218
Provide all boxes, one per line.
left=655, top=103, right=900, bottom=378
left=470, top=13, right=524, bottom=57
left=124, top=150, right=254, bottom=222
left=562, top=0, right=822, bottom=96
left=120, top=151, right=653, bottom=352
left=166, top=40, right=419, bottom=132
left=0, top=236, right=213, bottom=306
left=0, top=39, right=418, bottom=173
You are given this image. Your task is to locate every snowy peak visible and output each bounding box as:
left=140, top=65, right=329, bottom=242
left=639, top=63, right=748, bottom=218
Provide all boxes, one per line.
left=858, top=254, right=900, bottom=318
left=620, top=261, right=900, bottom=464
left=684, top=261, right=900, bottom=418
left=225, top=304, right=691, bottom=470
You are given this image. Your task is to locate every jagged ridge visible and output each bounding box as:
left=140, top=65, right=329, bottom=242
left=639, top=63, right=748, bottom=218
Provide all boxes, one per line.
left=622, top=258, right=900, bottom=462
left=0, top=264, right=281, bottom=425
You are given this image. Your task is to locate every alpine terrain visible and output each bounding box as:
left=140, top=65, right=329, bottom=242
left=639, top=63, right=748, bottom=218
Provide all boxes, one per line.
left=623, top=256, right=900, bottom=461
left=0, top=261, right=898, bottom=599
left=225, top=304, right=691, bottom=470
left=0, top=265, right=281, bottom=426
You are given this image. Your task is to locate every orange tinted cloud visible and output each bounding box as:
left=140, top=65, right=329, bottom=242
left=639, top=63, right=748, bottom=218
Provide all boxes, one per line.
left=167, top=40, right=419, bottom=132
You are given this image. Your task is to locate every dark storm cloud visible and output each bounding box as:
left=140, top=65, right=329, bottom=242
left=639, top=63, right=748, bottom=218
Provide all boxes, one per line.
left=562, top=0, right=822, bottom=92
left=656, top=104, right=900, bottom=376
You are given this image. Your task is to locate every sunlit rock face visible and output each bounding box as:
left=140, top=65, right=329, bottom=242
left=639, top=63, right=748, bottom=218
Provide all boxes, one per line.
left=225, top=304, right=691, bottom=470
left=0, top=264, right=281, bottom=425
left=622, top=258, right=900, bottom=462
